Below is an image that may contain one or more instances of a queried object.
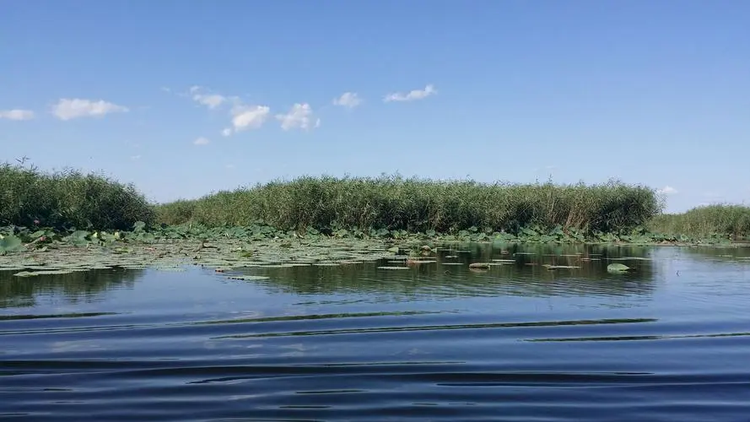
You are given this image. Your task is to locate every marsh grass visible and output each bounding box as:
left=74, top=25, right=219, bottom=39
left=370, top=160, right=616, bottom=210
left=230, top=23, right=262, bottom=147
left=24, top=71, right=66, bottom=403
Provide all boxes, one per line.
left=0, top=163, right=155, bottom=230
left=157, top=174, right=661, bottom=235
left=649, top=205, right=750, bottom=240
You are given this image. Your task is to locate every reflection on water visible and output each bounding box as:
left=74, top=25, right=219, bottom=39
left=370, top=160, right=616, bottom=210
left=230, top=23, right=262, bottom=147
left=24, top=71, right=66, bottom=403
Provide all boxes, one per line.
left=1, top=243, right=750, bottom=421
left=240, top=243, right=658, bottom=300
left=0, top=268, right=144, bottom=309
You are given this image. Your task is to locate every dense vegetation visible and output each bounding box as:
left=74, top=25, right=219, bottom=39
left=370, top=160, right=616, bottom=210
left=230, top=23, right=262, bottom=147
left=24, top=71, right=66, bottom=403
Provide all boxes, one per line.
left=0, top=163, right=155, bottom=231
left=648, top=205, right=750, bottom=240
left=156, top=175, right=660, bottom=235
left=3, top=163, right=749, bottom=242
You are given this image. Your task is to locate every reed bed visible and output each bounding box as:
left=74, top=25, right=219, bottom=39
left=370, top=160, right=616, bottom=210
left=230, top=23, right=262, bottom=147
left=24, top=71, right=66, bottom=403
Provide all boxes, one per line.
left=157, top=175, right=661, bottom=234
left=0, top=163, right=155, bottom=230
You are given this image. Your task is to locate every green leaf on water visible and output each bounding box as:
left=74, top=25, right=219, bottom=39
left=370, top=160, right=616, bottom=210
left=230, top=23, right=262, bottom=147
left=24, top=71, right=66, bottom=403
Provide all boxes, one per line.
left=13, top=269, right=76, bottom=277
left=227, top=275, right=270, bottom=281
left=607, top=263, right=631, bottom=273
left=0, top=235, right=25, bottom=253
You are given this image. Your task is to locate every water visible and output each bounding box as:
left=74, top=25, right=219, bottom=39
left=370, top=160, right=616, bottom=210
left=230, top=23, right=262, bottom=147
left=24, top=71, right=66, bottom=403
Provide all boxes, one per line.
left=2, top=243, right=750, bottom=421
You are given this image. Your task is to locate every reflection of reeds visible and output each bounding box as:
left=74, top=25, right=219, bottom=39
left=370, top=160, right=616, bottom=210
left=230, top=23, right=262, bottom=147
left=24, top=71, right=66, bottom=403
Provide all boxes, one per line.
left=157, top=174, right=659, bottom=235
left=238, top=243, right=657, bottom=300
left=0, top=268, right=144, bottom=309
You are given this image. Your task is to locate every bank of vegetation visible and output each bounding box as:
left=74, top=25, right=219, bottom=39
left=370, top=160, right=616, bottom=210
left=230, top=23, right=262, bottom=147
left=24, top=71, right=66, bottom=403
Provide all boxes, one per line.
left=2, top=163, right=748, bottom=242
left=648, top=205, right=750, bottom=240
left=0, top=163, right=155, bottom=231
left=156, top=175, right=660, bottom=235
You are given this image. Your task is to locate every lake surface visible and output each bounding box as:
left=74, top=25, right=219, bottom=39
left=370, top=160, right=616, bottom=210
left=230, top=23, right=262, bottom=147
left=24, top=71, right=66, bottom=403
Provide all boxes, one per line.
left=2, top=243, right=750, bottom=421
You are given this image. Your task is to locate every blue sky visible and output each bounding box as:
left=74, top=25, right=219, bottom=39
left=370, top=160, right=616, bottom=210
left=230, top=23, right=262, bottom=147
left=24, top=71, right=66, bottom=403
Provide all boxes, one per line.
left=1, top=0, right=748, bottom=212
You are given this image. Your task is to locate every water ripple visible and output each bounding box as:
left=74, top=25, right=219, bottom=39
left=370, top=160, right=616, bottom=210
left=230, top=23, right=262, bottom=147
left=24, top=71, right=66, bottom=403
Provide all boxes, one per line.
left=2, top=244, right=750, bottom=421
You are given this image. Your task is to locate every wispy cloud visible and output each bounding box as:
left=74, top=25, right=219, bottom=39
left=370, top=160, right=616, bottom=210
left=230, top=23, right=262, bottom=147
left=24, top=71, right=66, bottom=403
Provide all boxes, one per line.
left=276, top=103, right=320, bottom=131
left=333, top=92, right=362, bottom=109
left=657, top=186, right=678, bottom=195
left=130, top=155, right=141, bottom=161
left=51, top=98, right=129, bottom=121
left=0, top=109, right=35, bottom=121
left=384, top=84, right=437, bottom=102
left=193, top=137, right=210, bottom=146
left=223, top=103, right=271, bottom=135
left=189, top=86, right=227, bottom=109
left=197, top=94, right=226, bottom=109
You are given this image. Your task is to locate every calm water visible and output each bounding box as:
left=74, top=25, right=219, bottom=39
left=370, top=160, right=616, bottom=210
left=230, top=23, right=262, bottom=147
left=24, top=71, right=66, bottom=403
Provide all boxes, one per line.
left=2, top=244, right=750, bottom=421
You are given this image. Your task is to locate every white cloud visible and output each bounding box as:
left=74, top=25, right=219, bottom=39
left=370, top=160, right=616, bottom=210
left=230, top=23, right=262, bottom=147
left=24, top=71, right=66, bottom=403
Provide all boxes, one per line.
left=130, top=155, right=141, bottom=161
left=384, top=84, right=437, bottom=102
left=276, top=103, right=319, bottom=131
left=333, top=92, right=362, bottom=109
left=188, top=86, right=227, bottom=109
left=221, top=128, right=232, bottom=137
left=51, top=98, right=129, bottom=120
left=227, top=103, right=271, bottom=134
left=193, top=137, right=210, bottom=146
left=0, top=109, right=35, bottom=120
left=657, top=186, right=678, bottom=195
left=194, top=93, right=226, bottom=109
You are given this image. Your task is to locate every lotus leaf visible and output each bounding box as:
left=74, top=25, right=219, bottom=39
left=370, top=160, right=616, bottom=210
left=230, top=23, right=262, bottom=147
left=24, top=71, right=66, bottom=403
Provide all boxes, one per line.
left=0, top=235, right=24, bottom=253
left=227, top=275, right=270, bottom=281
left=607, top=263, right=631, bottom=273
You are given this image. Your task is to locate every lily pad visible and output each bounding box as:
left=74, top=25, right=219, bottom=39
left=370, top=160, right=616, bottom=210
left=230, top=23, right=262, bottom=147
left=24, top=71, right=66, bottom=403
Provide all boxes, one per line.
left=0, top=235, right=25, bottom=253
left=227, top=275, right=270, bottom=281
left=607, top=263, right=631, bottom=273
left=13, top=269, right=76, bottom=277
left=155, top=266, right=186, bottom=272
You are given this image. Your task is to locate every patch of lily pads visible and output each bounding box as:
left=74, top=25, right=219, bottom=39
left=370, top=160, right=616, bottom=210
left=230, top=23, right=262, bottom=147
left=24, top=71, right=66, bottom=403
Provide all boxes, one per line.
left=0, top=220, right=745, bottom=282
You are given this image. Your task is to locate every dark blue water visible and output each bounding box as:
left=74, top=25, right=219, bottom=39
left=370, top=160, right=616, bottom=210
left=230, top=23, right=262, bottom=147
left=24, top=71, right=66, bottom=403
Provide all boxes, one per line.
left=2, top=244, right=749, bottom=421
